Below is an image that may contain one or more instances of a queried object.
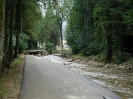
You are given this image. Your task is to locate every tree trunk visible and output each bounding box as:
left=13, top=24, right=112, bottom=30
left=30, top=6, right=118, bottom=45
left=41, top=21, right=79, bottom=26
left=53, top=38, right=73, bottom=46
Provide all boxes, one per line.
left=106, top=34, right=112, bottom=62
left=9, top=0, right=14, bottom=63
left=82, top=0, right=87, bottom=47
left=3, top=0, right=10, bottom=68
left=14, top=0, right=21, bottom=58
left=117, top=32, right=122, bottom=52
left=0, top=0, right=5, bottom=76
left=60, top=24, right=63, bottom=52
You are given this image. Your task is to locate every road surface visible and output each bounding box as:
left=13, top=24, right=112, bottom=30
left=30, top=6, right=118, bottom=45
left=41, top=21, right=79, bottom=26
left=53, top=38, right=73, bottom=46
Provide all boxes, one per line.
left=19, top=55, right=122, bottom=99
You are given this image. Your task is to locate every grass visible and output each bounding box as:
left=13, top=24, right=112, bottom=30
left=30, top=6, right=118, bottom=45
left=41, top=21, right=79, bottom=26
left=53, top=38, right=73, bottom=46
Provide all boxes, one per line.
left=0, top=54, right=25, bottom=99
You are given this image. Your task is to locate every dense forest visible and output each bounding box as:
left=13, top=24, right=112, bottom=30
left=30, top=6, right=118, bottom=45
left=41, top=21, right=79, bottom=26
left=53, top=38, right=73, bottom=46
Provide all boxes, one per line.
left=66, top=0, right=133, bottom=63
left=0, top=0, right=133, bottom=75
left=0, top=0, right=43, bottom=75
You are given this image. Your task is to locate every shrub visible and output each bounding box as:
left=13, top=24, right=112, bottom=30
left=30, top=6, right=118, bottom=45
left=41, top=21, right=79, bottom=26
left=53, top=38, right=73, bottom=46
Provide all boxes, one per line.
left=112, top=51, right=131, bottom=64
left=61, top=49, right=72, bottom=58
left=45, top=43, right=55, bottom=54
left=82, top=40, right=105, bottom=56
left=13, top=33, right=29, bottom=52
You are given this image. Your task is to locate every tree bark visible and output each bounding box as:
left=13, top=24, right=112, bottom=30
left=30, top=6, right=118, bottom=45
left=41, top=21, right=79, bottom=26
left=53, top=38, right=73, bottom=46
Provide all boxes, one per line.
left=0, top=0, right=5, bottom=76
left=9, top=0, right=15, bottom=62
left=3, top=0, right=12, bottom=68
left=106, top=34, right=112, bottom=62
left=60, top=23, right=63, bottom=52
left=14, top=0, right=21, bottom=58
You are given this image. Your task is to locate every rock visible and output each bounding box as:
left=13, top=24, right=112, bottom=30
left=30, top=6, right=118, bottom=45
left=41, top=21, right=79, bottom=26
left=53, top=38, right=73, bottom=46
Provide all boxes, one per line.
left=106, top=64, right=117, bottom=68
left=68, top=59, right=73, bottom=62
left=117, top=65, right=125, bottom=70
left=106, top=64, right=110, bottom=68
left=63, top=62, right=72, bottom=65
left=98, top=63, right=103, bottom=67
left=126, top=66, right=133, bottom=70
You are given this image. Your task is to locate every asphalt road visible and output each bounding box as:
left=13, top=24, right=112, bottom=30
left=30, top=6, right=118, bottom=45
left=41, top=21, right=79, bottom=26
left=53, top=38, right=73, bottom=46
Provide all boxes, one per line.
left=19, top=55, right=122, bottom=99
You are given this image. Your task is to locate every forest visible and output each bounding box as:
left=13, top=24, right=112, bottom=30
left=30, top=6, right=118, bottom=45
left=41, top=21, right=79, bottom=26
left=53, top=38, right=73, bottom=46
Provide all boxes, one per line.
left=0, top=0, right=133, bottom=75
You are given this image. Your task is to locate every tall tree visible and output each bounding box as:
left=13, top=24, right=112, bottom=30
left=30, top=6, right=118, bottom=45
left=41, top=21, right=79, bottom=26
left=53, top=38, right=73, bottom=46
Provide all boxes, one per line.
left=3, top=0, right=11, bottom=67
left=93, top=0, right=127, bottom=62
left=41, top=6, right=60, bottom=47
left=14, top=0, right=22, bottom=58
left=54, top=0, right=71, bottom=51
left=0, top=0, right=5, bottom=75
left=22, top=0, right=42, bottom=49
left=66, top=0, right=94, bottom=54
left=2, top=0, right=42, bottom=68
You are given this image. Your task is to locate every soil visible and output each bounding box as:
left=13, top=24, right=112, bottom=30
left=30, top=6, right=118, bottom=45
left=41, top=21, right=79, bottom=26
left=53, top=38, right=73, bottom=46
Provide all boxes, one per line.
left=0, top=54, right=25, bottom=99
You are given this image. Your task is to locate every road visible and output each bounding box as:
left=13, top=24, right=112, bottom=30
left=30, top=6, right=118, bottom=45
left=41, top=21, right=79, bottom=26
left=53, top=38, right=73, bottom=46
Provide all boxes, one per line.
left=19, top=55, right=122, bottom=99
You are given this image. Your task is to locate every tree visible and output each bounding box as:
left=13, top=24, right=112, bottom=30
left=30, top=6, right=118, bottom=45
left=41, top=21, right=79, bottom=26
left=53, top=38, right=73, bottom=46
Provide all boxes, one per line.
left=2, top=0, right=42, bottom=68
left=41, top=5, right=60, bottom=47
left=40, top=0, right=72, bottom=52
left=54, top=0, right=71, bottom=51
left=14, top=0, right=23, bottom=58
left=66, top=0, right=94, bottom=54
left=93, top=0, right=127, bottom=62
left=0, top=0, right=5, bottom=75
left=22, top=0, right=42, bottom=49
left=66, top=0, right=133, bottom=63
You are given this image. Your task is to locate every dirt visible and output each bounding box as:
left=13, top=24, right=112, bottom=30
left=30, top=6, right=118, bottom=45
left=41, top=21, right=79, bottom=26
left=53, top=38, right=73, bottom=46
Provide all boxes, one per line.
left=0, top=55, right=25, bottom=99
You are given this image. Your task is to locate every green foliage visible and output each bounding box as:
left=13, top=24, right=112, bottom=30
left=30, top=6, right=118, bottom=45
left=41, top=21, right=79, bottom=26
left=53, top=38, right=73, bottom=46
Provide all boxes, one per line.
left=41, top=6, right=60, bottom=47
left=124, top=58, right=133, bottom=67
left=61, top=49, right=72, bottom=58
left=66, top=30, right=84, bottom=53
left=13, top=33, right=29, bottom=52
left=43, top=50, right=47, bottom=55
left=66, top=0, right=94, bottom=54
left=66, top=0, right=133, bottom=64
left=82, top=40, right=105, bottom=56
left=19, top=33, right=30, bottom=51
left=87, top=54, right=106, bottom=62
left=10, top=56, right=22, bottom=69
left=45, top=43, right=55, bottom=54
left=2, top=0, right=43, bottom=68
left=112, top=51, right=131, bottom=64
left=22, top=0, right=42, bottom=49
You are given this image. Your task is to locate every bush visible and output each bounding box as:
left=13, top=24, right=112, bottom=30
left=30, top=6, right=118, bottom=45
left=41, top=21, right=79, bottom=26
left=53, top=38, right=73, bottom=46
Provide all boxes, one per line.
left=112, top=51, right=131, bottom=64
left=13, top=33, right=29, bottom=52
left=45, top=43, right=55, bottom=54
left=93, top=53, right=106, bottom=62
left=82, top=40, right=105, bottom=56
left=124, top=58, right=133, bottom=67
left=61, top=49, right=72, bottom=58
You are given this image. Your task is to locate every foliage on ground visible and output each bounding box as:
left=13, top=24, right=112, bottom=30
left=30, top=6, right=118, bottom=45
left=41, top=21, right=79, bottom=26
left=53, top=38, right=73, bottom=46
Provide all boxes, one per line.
left=0, top=55, right=25, bottom=99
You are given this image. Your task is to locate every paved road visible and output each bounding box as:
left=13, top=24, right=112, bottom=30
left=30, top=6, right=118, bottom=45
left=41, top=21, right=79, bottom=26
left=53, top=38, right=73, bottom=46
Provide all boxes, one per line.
left=19, top=55, right=122, bottom=99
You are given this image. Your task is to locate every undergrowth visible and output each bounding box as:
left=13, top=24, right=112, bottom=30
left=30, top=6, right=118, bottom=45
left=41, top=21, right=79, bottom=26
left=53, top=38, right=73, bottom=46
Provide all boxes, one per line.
left=0, top=54, right=25, bottom=99
left=70, top=53, right=133, bottom=68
